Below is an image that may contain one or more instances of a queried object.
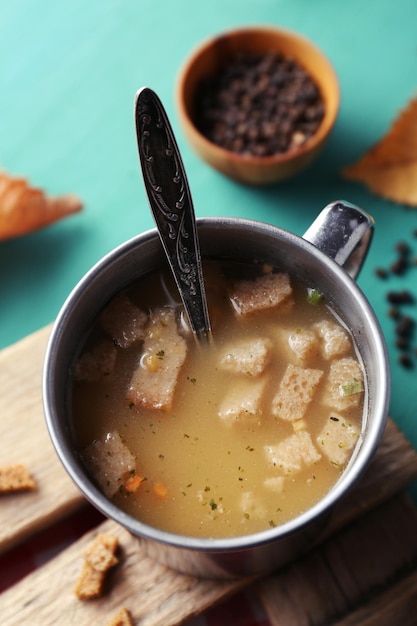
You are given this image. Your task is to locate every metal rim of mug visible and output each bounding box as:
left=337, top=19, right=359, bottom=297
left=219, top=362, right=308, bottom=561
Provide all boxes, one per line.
left=43, top=216, right=390, bottom=554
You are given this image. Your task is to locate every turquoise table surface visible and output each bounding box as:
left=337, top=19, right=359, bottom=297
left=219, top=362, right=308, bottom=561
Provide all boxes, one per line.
left=1, top=0, right=417, bottom=508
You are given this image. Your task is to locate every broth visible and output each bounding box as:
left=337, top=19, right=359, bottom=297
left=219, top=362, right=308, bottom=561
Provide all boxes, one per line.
left=72, top=260, right=365, bottom=538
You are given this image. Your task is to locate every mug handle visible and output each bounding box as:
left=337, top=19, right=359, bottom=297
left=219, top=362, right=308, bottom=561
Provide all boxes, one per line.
left=303, top=200, right=375, bottom=280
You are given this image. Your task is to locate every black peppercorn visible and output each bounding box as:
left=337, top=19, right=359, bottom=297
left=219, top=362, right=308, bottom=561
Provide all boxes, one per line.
left=195, top=52, right=325, bottom=157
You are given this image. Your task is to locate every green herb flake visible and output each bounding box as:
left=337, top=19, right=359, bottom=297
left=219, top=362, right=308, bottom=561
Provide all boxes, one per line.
left=209, top=499, right=217, bottom=510
left=340, top=378, right=364, bottom=397
left=268, top=520, right=276, bottom=528
left=156, top=350, right=165, bottom=359
left=307, top=288, right=323, bottom=306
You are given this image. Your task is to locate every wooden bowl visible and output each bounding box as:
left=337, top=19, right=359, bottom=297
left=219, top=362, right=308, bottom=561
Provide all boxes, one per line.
left=176, top=26, right=340, bottom=185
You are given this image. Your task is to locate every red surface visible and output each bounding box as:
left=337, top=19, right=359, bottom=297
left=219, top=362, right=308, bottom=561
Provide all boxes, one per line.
left=0, top=503, right=270, bottom=625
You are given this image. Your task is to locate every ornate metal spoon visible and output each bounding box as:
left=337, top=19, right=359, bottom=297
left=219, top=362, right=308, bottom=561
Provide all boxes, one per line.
left=134, top=87, right=211, bottom=341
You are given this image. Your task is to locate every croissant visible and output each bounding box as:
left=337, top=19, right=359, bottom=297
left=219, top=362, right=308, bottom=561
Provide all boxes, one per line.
left=0, top=171, right=83, bottom=241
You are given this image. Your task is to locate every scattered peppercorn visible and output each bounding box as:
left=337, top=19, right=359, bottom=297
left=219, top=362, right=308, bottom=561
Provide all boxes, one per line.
left=399, top=353, right=414, bottom=369
left=388, top=306, right=400, bottom=319
left=387, top=290, right=414, bottom=305
left=375, top=267, right=388, bottom=279
left=194, top=51, right=325, bottom=157
left=396, top=241, right=411, bottom=256
left=375, top=233, right=417, bottom=369
left=390, top=258, right=408, bottom=275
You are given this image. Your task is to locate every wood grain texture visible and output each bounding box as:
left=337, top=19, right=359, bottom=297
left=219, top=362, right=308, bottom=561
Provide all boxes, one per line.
left=332, top=567, right=417, bottom=626
left=0, top=518, right=249, bottom=626
left=257, top=494, right=417, bottom=626
left=0, top=325, right=83, bottom=554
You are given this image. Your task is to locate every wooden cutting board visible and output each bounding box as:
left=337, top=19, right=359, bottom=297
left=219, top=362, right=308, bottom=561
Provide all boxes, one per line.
left=1, top=326, right=417, bottom=625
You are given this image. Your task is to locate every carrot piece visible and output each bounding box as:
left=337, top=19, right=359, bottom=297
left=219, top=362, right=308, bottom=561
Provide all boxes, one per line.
left=124, top=474, right=144, bottom=493
left=153, top=482, right=168, bottom=498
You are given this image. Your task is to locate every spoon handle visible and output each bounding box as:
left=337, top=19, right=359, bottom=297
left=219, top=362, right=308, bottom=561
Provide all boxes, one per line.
left=134, top=87, right=211, bottom=340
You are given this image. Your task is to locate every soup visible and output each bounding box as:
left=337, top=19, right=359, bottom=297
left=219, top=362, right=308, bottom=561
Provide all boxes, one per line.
left=72, top=260, right=365, bottom=538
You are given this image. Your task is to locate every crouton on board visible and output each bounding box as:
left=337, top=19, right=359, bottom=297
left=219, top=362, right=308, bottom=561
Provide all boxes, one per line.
left=323, top=357, right=364, bottom=411
left=127, top=307, right=187, bottom=411
left=0, top=464, right=36, bottom=492
left=272, top=363, right=323, bottom=421
left=229, top=272, right=293, bottom=316
left=82, top=431, right=136, bottom=497
left=74, top=533, right=119, bottom=600
left=264, top=430, right=321, bottom=475
left=106, top=608, right=134, bottom=626
left=218, top=337, right=272, bottom=376
left=218, top=377, right=267, bottom=424
left=100, top=293, right=148, bottom=348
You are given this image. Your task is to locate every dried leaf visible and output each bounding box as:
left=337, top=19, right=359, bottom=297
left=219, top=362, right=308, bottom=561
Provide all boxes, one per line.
left=342, top=96, right=417, bottom=207
left=0, top=170, right=83, bottom=240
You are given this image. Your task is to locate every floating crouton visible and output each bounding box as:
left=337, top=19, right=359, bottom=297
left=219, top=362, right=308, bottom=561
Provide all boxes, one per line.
left=218, top=337, right=272, bottom=376
left=323, top=357, right=364, bottom=411
left=218, top=378, right=266, bottom=424
left=73, top=340, right=117, bottom=383
left=317, top=413, right=360, bottom=466
left=100, top=293, right=148, bottom=348
left=240, top=491, right=267, bottom=520
left=314, top=320, right=351, bottom=360
left=126, top=307, right=187, bottom=411
left=0, top=464, right=36, bottom=493
left=229, top=272, right=293, bottom=317
left=271, top=363, right=323, bottom=421
left=82, top=431, right=136, bottom=498
left=264, top=431, right=321, bottom=475
left=287, top=328, right=320, bottom=364
left=263, top=476, right=285, bottom=493
left=74, top=532, right=119, bottom=600
left=106, top=607, right=134, bottom=626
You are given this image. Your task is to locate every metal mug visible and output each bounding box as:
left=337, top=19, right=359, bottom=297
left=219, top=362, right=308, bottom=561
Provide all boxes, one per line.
left=43, top=200, right=390, bottom=578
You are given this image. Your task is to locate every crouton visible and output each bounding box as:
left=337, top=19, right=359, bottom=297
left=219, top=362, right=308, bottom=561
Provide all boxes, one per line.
left=287, top=328, right=320, bottom=364
left=0, top=464, right=36, bottom=493
left=127, top=307, right=187, bottom=411
left=100, top=293, right=148, bottom=348
left=106, top=608, right=134, bottom=626
left=322, top=357, right=364, bottom=411
left=263, top=476, right=285, bottom=493
left=82, top=532, right=119, bottom=572
left=230, top=272, right=293, bottom=317
left=271, top=363, right=323, bottom=421
left=218, top=377, right=266, bottom=424
left=82, top=431, right=136, bottom=498
left=74, top=532, right=119, bottom=600
left=317, top=413, right=360, bottom=466
left=264, top=430, right=321, bottom=475
left=240, top=491, right=267, bottom=520
left=314, top=320, right=351, bottom=360
left=73, top=340, right=117, bottom=383
left=218, top=337, right=272, bottom=376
